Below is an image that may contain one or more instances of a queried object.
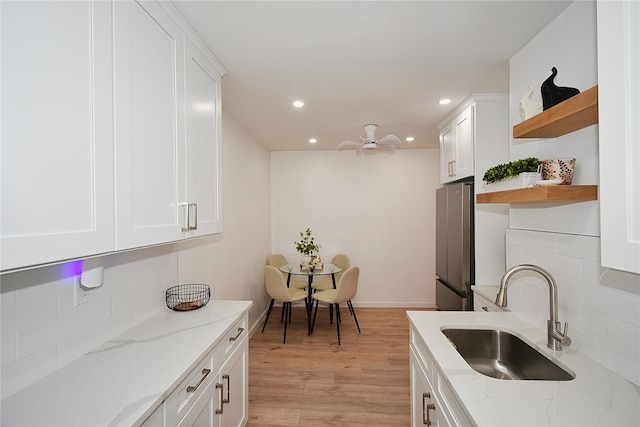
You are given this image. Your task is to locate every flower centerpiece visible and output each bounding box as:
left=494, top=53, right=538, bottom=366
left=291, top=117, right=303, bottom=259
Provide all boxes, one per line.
left=295, top=228, right=321, bottom=266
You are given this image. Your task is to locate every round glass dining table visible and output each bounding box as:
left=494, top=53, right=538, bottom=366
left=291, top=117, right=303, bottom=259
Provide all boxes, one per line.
left=279, top=263, right=342, bottom=334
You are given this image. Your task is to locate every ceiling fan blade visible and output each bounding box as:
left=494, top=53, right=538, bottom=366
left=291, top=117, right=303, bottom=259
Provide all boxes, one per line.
left=377, top=144, right=395, bottom=153
left=376, top=134, right=401, bottom=146
left=338, top=140, right=361, bottom=149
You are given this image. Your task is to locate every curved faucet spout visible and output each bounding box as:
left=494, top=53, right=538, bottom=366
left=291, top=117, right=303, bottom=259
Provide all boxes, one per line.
left=495, top=264, right=571, bottom=351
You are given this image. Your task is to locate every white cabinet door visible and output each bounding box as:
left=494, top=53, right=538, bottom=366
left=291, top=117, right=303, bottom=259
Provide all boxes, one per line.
left=114, top=0, right=187, bottom=250
left=439, top=121, right=455, bottom=184
left=453, top=105, right=474, bottom=180
left=1, top=1, right=114, bottom=271
left=439, top=105, right=474, bottom=184
left=178, top=380, right=216, bottom=427
left=215, top=339, right=248, bottom=427
left=410, top=349, right=447, bottom=427
left=597, top=0, right=640, bottom=274
left=184, top=39, right=223, bottom=237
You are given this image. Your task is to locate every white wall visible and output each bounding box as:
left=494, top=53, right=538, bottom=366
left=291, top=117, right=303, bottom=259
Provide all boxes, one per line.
left=271, top=149, right=439, bottom=306
left=509, top=0, right=599, bottom=235
left=0, top=113, right=272, bottom=398
left=177, top=113, right=272, bottom=324
left=505, top=0, right=640, bottom=385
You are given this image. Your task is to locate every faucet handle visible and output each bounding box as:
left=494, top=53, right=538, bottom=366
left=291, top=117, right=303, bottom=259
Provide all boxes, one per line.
left=560, top=323, right=572, bottom=346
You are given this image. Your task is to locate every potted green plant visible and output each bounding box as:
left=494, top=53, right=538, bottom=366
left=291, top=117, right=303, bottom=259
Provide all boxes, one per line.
left=295, top=228, right=321, bottom=265
left=482, top=157, right=540, bottom=192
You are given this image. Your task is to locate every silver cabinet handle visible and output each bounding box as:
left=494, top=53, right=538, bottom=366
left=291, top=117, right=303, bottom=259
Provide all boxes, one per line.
left=215, top=374, right=231, bottom=414
left=187, top=368, right=211, bottom=393
left=422, top=392, right=436, bottom=425
left=181, top=202, right=198, bottom=231
left=215, top=382, right=224, bottom=414
left=229, top=327, right=245, bottom=342
left=222, top=373, right=230, bottom=404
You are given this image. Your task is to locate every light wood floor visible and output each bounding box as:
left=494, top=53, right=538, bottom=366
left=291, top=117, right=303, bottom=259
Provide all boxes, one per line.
left=247, top=306, right=433, bottom=427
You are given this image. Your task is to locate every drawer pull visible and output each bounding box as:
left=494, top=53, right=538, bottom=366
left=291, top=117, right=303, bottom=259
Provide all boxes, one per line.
left=187, top=368, right=211, bottom=393
left=215, top=383, right=224, bottom=414
left=229, top=327, right=245, bottom=341
left=422, top=392, right=436, bottom=425
left=222, top=373, right=230, bottom=404
left=482, top=306, right=489, bottom=312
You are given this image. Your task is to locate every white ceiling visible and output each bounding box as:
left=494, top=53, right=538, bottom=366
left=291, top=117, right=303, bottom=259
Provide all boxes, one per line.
left=172, top=1, right=572, bottom=151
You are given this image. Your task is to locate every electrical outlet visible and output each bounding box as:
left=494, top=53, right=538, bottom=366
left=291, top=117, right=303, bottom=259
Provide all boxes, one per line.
left=74, top=277, right=95, bottom=306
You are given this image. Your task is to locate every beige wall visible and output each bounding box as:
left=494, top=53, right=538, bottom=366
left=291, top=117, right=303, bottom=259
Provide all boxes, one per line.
left=271, top=149, right=439, bottom=307
left=177, top=112, right=272, bottom=328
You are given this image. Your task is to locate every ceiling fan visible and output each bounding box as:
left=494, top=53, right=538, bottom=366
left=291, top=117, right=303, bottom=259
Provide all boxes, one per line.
left=337, top=124, right=402, bottom=155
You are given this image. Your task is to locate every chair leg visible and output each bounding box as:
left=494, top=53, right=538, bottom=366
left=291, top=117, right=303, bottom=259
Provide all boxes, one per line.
left=351, top=302, right=361, bottom=334
left=335, top=304, right=341, bottom=345
left=311, top=299, right=319, bottom=333
left=280, top=303, right=286, bottom=323
left=262, top=299, right=275, bottom=333
left=283, top=302, right=289, bottom=344
left=329, top=304, right=333, bottom=324
left=347, top=300, right=354, bottom=316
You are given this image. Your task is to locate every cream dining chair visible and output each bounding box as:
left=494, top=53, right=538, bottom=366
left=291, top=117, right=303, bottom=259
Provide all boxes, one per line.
left=311, top=253, right=350, bottom=291
left=262, top=265, right=308, bottom=344
left=311, top=266, right=361, bottom=345
left=269, top=253, right=308, bottom=290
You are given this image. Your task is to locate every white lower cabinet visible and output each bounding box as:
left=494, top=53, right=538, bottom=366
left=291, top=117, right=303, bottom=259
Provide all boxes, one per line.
left=143, top=315, right=248, bottom=427
left=473, top=292, right=506, bottom=313
left=410, top=330, right=473, bottom=426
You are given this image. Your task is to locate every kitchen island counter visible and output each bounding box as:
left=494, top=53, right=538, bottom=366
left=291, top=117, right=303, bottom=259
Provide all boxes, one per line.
left=407, top=311, right=639, bottom=426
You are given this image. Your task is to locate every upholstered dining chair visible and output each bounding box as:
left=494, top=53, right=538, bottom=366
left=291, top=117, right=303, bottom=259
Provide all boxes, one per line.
left=268, top=253, right=307, bottom=290
left=262, top=265, right=308, bottom=344
left=311, top=266, right=361, bottom=345
left=311, top=253, right=350, bottom=292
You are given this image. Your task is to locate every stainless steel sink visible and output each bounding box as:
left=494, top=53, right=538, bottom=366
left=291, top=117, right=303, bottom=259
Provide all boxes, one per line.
left=441, top=328, right=575, bottom=381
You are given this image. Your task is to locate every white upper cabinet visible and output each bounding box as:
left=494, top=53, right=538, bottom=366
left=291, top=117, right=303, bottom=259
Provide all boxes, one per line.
left=438, top=105, right=474, bottom=184
left=184, top=39, right=223, bottom=237
left=597, top=0, right=640, bottom=274
left=114, top=1, right=223, bottom=250
left=1, top=1, right=114, bottom=271
left=1, top=0, right=225, bottom=271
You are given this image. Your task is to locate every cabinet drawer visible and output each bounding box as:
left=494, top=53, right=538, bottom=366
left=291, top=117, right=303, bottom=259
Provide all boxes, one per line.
left=410, top=328, right=434, bottom=383
left=216, top=314, right=248, bottom=361
left=168, top=353, right=215, bottom=422
left=473, top=292, right=507, bottom=312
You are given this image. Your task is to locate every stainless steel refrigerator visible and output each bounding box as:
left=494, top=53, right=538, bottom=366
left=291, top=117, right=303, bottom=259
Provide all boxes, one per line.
left=435, top=182, right=474, bottom=310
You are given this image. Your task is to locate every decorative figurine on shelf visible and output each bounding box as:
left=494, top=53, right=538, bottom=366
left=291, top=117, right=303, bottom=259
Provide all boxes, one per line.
left=520, top=85, right=543, bottom=120
left=540, top=67, right=580, bottom=110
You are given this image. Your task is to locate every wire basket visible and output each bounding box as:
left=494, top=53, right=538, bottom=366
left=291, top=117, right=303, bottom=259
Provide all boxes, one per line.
left=166, top=284, right=211, bottom=311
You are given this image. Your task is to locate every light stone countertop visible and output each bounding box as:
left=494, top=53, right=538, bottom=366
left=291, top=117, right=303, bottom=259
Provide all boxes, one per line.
left=407, top=310, right=640, bottom=426
left=1, top=300, right=253, bottom=426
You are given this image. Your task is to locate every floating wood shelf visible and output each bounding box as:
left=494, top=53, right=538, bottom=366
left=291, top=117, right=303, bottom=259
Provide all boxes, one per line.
left=477, top=185, right=598, bottom=204
left=513, top=85, right=598, bottom=138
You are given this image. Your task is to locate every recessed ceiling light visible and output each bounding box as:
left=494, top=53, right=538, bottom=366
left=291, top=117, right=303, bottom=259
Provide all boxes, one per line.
left=309, top=138, right=317, bottom=143
left=293, top=100, right=304, bottom=108
left=439, top=98, right=452, bottom=105
left=406, top=137, right=415, bottom=142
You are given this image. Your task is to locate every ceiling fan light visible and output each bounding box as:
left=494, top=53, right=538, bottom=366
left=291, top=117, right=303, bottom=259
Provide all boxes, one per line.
left=363, top=142, right=378, bottom=150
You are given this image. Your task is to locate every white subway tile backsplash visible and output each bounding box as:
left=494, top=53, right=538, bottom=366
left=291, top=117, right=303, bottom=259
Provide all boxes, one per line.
left=506, top=228, right=557, bottom=253
left=557, top=233, right=600, bottom=261
left=505, top=228, right=640, bottom=386
left=582, top=307, right=639, bottom=355
left=0, top=245, right=178, bottom=399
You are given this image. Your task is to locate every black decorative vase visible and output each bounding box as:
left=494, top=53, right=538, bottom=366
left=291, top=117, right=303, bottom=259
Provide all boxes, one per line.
left=540, top=67, right=580, bottom=110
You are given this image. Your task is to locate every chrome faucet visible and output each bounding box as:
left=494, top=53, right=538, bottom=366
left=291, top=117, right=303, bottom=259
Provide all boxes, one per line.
left=495, top=264, right=572, bottom=351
